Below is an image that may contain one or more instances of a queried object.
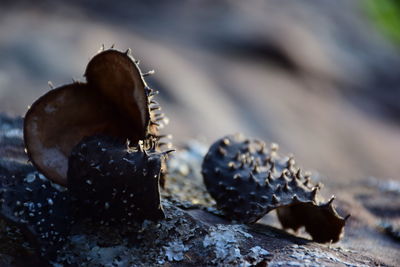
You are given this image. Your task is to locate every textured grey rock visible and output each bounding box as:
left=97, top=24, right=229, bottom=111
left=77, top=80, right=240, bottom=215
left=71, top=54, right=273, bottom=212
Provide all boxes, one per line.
left=0, top=115, right=389, bottom=266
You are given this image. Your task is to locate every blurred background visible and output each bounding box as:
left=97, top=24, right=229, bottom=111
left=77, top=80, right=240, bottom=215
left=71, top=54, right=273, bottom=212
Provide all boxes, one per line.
left=0, top=0, right=400, bottom=264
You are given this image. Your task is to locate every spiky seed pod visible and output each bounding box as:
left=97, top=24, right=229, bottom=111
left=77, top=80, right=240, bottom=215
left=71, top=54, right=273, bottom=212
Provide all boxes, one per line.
left=202, top=134, right=347, bottom=243
left=68, top=135, right=165, bottom=223
left=24, top=48, right=170, bottom=186
left=0, top=159, right=70, bottom=259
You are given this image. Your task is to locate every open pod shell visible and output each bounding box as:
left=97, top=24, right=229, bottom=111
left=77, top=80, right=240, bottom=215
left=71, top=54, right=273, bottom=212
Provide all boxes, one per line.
left=24, top=49, right=162, bottom=186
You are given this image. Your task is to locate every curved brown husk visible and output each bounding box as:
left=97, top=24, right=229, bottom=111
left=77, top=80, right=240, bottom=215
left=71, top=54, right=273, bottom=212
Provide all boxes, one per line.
left=24, top=48, right=168, bottom=186
left=85, top=49, right=152, bottom=140
left=202, top=134, right=347, bottom=243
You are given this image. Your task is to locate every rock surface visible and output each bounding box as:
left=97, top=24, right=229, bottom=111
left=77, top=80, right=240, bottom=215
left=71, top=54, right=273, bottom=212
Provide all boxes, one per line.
left=0, top=115, right=398, bottom=266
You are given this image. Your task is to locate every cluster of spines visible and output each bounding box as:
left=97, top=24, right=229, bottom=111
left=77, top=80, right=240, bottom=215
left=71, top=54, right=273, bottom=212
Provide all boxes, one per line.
left=202, top=134, right=347, bottom=242
left=144, top=77, right=171, bottom=150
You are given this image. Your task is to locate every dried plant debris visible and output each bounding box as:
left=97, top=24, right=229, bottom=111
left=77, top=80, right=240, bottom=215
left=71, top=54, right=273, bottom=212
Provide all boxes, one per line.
left=0, top=159, right=70, bottom=259
left=68, top=135, right=167, bottom=223
left=202, top=134, right=347, bottom=243
left=24, top=48, right=169, bottom=186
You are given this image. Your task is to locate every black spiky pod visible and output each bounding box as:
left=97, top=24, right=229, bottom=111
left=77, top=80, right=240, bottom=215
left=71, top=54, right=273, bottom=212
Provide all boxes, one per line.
left=202, top=134, right=347, bottom=243
left=0, top=159, right=70, bottom=259
left=68, top=135, right=167, bottom=224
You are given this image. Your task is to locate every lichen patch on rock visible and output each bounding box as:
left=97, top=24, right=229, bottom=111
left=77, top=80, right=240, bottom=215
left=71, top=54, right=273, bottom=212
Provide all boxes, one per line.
left=164, top=240, right=189, bottom=262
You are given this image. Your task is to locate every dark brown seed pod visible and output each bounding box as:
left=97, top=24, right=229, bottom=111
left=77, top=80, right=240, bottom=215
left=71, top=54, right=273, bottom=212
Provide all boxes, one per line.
left=202, top=134, right=347, bottom=243
left=67, top=135, right=166, bottom=223
left=24, top=48, right=167, bottom=186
